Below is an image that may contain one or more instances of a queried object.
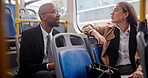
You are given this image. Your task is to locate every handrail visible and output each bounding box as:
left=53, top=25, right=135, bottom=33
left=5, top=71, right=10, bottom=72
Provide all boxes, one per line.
left=15, top=19, right=67, bottom=29
left=15, top=19, right=67, bottom=24
left=15, top=0, right=20, bottom=36
left=60, top=20, right=67, bottom=31
left=15, top=17, right=67, bottom=35
left=139, top=0, right=146, bottom=22
left=15, top=18, right=41, bottom=24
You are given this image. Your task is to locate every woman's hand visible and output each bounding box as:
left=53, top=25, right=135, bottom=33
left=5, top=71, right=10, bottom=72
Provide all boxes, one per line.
left=82, top=24, right=107, bottom=47
left=82, top=24, right=94, bottom=35
left=94, top=33, right=107, bottom=47
left=128, top=70, right=143, bottom=78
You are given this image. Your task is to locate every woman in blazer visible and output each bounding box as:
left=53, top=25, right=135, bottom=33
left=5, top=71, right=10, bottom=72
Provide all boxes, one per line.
left=82, top=2, right=143, bottom=78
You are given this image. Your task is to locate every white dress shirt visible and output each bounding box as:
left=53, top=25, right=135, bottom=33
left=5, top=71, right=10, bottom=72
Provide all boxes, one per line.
left=40, top=25, right=53, bottom=63
left=115, top=25, right=131, bottom=66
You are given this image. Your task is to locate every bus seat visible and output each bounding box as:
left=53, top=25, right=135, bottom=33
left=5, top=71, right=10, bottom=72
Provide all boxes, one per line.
left=5, top=7, right=15, bottom=37
left=4, top=7, right=16, bottom=47
left=52, top=33, right=93, bottom=78
left=5, top=4, right=16, bottom=19
left=85, top=36, right=102, bottom=64
left=54, top=23, right=67, bottom=33
left=137, top=31, right=148, bottom=78
left=92, top=44, right=102, bottom=64
left=19, top=8, right=39, bottom=32
left=145, top=45, right=148, bottom=77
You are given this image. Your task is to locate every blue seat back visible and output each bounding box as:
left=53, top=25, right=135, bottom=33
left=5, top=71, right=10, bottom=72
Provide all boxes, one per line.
left=5, top=4, right=16, bottom=19
left=52, top=33, right=92, bottom=78
left=4, top=7, right=16, bottom=37
left=92, top=45, right=102, bottom=64
left=59, top=49, right=92, bottom=78
left=19, top=8, right=39, bottom=32
left=85, top=36, right=102, bottom=64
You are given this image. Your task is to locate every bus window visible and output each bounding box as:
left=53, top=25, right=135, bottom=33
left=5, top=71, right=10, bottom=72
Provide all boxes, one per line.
left=25, top=0, right=67, bottom=16
left=76, top=0, right=148, bottom=30
left=19, top=9, right=26, bottom=15
left=51, top=0, right=67, bottom=16
left=27, top=9, right=36, bottom=15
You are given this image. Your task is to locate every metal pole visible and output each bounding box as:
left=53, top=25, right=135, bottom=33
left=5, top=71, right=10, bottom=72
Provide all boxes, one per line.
left=138, top=0, right=147, bottom=33
left=137, top=0, right=147, bottom=78
left=15, top=0, right=20, bottom=36
left=139, top=0, right=146, bottom=22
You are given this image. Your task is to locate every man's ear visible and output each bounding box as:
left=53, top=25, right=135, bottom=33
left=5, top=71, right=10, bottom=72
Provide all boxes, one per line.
left=41, top=15, right=46, bottom=20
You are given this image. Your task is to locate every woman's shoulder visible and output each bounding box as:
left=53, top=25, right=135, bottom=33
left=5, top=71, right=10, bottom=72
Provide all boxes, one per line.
left=97, top=23, right=115, bottom=31
left=106, top=23, right=116, bottom=28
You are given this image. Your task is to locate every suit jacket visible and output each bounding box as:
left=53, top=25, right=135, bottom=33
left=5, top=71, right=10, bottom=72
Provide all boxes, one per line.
left=17, top=25, right=62, bottom=78
left=91, top=23, right=141, bottom=71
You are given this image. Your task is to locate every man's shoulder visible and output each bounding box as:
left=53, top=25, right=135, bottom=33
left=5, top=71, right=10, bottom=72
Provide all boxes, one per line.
left=22, top=26, right=40, bottom=34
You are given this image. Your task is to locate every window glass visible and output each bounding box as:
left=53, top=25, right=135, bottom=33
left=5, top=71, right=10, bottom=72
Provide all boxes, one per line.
left=4, top=0, right=67, bottom=16
left=24, top=0, right=67, bottom=16
left=76, top=0, right=148, bottom=30
left=27, top=9, right=36, bottom=15
left=51, top=0, right=67, bottom=16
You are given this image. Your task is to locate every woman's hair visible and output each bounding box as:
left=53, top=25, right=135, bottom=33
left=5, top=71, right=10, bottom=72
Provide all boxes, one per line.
left=117, top=2, right=138, bottom=26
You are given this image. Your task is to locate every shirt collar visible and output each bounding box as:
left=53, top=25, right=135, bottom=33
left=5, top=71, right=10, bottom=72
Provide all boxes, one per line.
left=126, top=25, right=130, bottom=33
left=40, top=24, right=53, bottom=38
left=115, top=24, right=130, bottom=33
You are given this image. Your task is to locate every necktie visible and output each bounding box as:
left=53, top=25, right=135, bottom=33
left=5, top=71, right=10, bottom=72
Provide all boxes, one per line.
left=46, top=35, right=53, bottom=63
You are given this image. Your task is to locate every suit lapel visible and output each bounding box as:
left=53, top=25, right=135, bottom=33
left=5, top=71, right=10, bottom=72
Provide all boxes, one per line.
left=34, top=25, right=44, bottom=53
left=34, top=27, right=60, bottom=53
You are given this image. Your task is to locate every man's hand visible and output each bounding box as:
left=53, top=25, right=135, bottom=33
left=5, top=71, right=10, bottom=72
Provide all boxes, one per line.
left=48, top=63, right=55, bottom=70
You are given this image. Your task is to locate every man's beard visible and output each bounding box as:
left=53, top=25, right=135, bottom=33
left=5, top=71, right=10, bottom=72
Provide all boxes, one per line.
left=48, top=22, right=59, bottom=27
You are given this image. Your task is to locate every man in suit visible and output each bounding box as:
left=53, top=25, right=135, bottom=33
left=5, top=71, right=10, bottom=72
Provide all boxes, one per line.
left=17, top=3, right=61, bottom=78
